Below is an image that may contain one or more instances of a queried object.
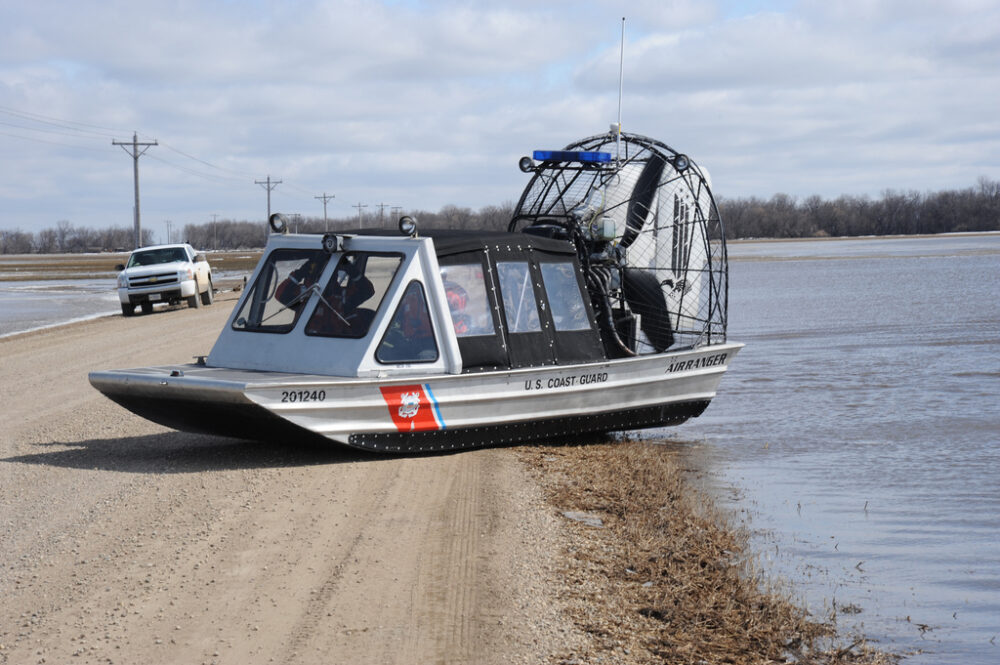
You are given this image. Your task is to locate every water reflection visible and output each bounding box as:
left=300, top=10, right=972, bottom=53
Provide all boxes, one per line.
left=0, top=279, right=119, bottom=337
left=678, top=234, right=1000, bottom=663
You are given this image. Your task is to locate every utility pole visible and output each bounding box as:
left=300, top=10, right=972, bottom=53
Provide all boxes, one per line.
left=255, top=175, right=282, bottom=232
left=315, top=192, right=335, bottom=232
left=353, top=203, right=368, bottom=229
left=164, top=220, right=172, bottom=245
left=376, top=203, right=395, bottom=228
left=113, top=131, right=157, bottom=249
left=211, top=214, right=219, bottom=250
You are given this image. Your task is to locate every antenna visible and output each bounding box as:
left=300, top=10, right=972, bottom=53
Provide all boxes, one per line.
left=616, top=17, right=625, bottom=162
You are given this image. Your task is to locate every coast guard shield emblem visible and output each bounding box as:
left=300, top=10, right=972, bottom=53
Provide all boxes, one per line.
left=398, top=392, right=420, bottom=419
left=380, top=384, right=445, bottom=432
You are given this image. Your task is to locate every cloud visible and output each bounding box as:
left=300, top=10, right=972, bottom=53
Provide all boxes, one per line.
left=0, top=0, right=997, bottom=240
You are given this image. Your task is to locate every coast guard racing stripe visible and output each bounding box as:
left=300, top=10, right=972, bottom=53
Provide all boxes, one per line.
left=380, top=384, right=445, bottom=432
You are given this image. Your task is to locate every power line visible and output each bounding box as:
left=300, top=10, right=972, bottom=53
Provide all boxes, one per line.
left=283, top=181, right=318, bottom=197
left=0, top=118, right=114, bottom=142
left=146, top=153, right=244, bottom=185
left=157, top=140, right=256, bottom=179
left=0, top=128, right=110, bottom=153
left=0, top=105, right=121, bottom=138
left=0, top=103, right=348, bottom=218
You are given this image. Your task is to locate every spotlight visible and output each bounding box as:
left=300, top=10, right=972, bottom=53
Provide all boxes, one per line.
left=398, top=216, right=418, bottom=237
left=321, top=233, right=340, bottom=253
left=268, top=213, right=288, bottom=234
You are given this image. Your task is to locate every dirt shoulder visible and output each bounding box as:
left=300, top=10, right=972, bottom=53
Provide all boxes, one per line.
left=0, top=294, right=584, bottom=665
left=0, top=292, right=890, bottom=665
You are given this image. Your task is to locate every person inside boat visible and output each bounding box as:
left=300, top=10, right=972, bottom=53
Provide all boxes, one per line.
left=275, top=255, right=325, bottom=307
left=444, top=280, right=471, bottom=335
left=376, top=281, right=437, bottom=363
left=306, top=256, right=376, bottom=337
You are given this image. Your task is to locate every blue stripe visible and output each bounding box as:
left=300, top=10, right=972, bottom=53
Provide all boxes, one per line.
left=423, top=383, right=446, bottom=430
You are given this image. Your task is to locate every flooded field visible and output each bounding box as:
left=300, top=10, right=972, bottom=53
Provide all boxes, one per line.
left=0, top=278, right=120, bottom=338
left=688, top=233, right=1000, bottom=663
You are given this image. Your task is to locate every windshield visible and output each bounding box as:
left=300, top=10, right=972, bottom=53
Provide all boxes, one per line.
left=127, top=247, right=188, bottom=267
left=232, top=249, right=329, bottom=333
left=304, top=252, right=403, bottom=338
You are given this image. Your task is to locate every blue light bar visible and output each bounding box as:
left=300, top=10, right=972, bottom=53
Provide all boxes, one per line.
left=532, top=150, right=612, bottom=164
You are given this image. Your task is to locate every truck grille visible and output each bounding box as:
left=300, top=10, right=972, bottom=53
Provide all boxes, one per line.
left=129, top=271, right=179, bottom=287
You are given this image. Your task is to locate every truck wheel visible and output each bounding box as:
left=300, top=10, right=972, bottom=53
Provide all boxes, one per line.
left=141, top=301, right=153, bottom=315
left=187, top=294, right=199, bottom=309
left=200, top=277, right=214, bottom=305
left=121, top=303, right=135, bottom=317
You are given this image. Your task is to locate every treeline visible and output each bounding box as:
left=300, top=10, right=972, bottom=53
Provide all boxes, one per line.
left=0, top=203, right=518, bottom=254
left=0, top=221, right=155, bottom=255
left=718, top=177, right=1000, bottom=239
left=179, top=202, right=517, bottom=250
left=4, top=180, right=998, bottom=254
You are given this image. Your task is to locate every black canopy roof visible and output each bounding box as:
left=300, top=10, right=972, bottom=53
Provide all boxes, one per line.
left=345, top=228, right=576, bottom=258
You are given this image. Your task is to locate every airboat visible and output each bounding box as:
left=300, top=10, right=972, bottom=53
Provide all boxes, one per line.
left=90, top=130, right=742, bottom=452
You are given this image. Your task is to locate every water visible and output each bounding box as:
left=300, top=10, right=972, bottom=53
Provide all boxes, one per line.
left=687, top=233, right=1000, bottom=662
left=0, top=278, right=120, bottom=338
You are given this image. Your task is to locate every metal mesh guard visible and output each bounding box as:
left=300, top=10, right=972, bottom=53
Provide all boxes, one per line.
left=512, top=132, right=728, bottom=351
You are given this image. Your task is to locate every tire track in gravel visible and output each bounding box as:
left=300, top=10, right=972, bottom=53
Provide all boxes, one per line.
left=420, top=448, right=483, bottom=663
left=275, top=460, right=402, bottom=665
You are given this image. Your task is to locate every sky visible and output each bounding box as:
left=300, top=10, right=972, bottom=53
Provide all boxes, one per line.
left=1, top=0, right=998, bottom=244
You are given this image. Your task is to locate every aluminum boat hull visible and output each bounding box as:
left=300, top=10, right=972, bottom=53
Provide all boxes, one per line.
left=89, top=342, right=741, bottom=453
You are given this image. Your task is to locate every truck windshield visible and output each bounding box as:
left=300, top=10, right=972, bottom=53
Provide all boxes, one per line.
left=127, top=247, right=188, bottom=267
left=232, top=249, right=329, bottom=334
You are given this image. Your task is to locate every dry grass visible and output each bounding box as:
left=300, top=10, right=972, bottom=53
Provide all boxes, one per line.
left=0, top=253, right=129, bottom=279
left=0, top=251, right=261, bottom=281
left=204, top=250, right=263, bottom=273
left=520, top=440, right=896, bottom=665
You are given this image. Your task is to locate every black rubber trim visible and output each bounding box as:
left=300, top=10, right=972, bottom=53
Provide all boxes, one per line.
left=348, top=400, right=710, bottom=453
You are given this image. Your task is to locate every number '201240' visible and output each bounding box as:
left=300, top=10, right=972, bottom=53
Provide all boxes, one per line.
left=281, top=389, right=327, bottom=403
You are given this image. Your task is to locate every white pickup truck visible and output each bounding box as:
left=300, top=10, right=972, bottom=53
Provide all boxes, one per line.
left=115, top=243, right=214, bottom=316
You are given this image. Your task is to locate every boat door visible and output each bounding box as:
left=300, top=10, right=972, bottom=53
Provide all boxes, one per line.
left=437, top=252, right=511, bottom=372
left=493, top=256, right=557, bottom=368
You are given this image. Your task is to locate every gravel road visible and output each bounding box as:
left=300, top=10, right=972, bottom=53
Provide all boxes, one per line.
left=0, top=293, right=586, bottom=664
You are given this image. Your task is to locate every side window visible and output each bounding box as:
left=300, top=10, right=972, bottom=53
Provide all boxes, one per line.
left=540, top=262, right=591, bottom=331
left=439, top=264, right=494, bottom=337
left=497, top=262, right=542, bottom=333
left=232, top=249, right=328, bottom=333
left=306, top=252, right=402, bottom=338
left=376, top=281, right=439, bottom=363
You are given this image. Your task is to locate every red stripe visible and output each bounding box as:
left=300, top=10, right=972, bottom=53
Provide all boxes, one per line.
left=380, top=385, right=440, bottom=432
